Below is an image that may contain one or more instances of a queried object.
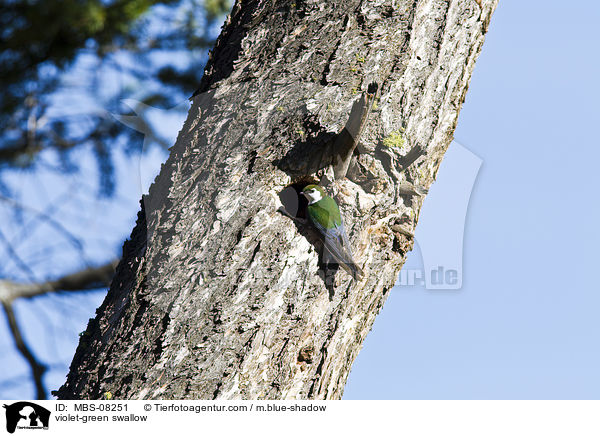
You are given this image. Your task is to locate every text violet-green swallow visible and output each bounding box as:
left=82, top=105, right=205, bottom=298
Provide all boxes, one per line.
left=301, top=185, right=364, bottom=280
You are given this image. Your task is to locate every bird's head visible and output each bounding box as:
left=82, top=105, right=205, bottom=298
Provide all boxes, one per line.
left=301, top=184, right=326, bottom=205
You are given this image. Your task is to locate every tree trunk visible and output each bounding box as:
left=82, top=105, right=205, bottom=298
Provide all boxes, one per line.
left=56, top=0, right=498, bottom=400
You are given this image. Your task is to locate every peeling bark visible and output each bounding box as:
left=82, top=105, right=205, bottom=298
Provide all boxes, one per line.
left=57, top=0, right=498, bottom=400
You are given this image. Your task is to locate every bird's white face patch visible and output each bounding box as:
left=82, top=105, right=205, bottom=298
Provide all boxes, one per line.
left=304, top=188, right=322, bottom=205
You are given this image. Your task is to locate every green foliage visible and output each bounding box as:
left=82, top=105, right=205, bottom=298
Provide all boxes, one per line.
left=204, top=0, right=229, bottom=20
left=0, top=0, right=231, bottom=196
left=1, top=0, right=161, bottom=86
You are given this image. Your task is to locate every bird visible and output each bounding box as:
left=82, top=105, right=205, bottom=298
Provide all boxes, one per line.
left=301, top=184, right=364, bottom=280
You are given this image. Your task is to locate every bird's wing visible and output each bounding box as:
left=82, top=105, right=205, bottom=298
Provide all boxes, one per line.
left=323, top=224, right=364, bottom=280
left=307, top=201, right=363, bottom=279
left=314, top=220, right=355, bottom=266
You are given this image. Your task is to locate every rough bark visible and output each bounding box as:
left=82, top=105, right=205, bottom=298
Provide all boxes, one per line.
left=57, top=0, right=498, bottom=400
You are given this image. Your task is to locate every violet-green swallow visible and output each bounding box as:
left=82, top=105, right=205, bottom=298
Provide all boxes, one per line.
left=301, top=185, right=364, bottom=280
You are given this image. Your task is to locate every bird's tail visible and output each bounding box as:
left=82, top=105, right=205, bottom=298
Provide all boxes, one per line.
left=324, top=248, right=364, bottom=281
left=345, top=262, right=364, bottom=281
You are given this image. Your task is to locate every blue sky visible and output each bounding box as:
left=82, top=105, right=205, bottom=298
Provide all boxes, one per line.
left=2, top=0, right=598, bottom=400
left=343, top=1, right=600, bottom=398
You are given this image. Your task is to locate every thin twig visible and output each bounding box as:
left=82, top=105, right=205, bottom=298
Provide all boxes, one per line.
left=2, top=302, right=47, bottom=400
left=0, top=194, right=93, bottom=267
left=0, top=226, right=38, bottom=282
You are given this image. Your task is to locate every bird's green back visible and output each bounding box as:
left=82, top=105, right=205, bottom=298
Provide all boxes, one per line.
left=307, top=195, right=342, bottom=229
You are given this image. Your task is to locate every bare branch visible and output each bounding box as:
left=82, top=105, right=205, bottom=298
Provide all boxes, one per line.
left=331, top=82, right=378, bottom=179
left=2, top=302, right=47, bottom=400
left=0, top=260, right=119, bottom=305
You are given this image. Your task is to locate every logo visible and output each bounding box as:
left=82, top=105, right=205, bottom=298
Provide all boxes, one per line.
left=2, top=402, right=50, bottom=433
